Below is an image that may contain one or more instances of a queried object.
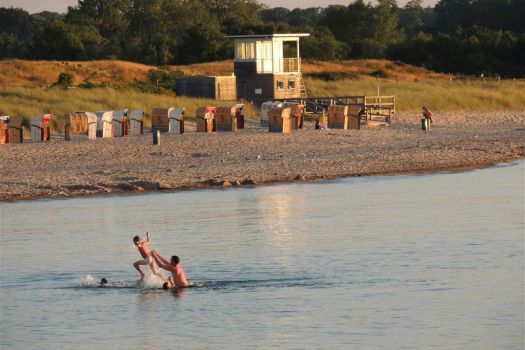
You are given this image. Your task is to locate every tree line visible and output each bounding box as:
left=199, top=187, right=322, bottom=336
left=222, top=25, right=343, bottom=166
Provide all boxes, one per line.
left=1, top=0, right=524, bottom=77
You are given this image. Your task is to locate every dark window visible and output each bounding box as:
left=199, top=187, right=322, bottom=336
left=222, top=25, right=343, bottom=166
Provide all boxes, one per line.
left=288, top=81, right=296, bottom=89
left=277, top=81, right=284, bottom=90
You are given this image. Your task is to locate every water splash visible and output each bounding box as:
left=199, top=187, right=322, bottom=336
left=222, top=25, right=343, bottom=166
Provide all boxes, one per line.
left=78, top=273, right=168, bottom=289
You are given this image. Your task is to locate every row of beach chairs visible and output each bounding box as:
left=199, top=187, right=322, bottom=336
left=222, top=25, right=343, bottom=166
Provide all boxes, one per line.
left=261, top=102, right=362, bottom=132
left=0, top=102, right=362, bottom=144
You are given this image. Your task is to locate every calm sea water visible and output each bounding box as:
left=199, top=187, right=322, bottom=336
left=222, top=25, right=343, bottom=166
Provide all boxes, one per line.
left=1, top=161, right=523, bottom=350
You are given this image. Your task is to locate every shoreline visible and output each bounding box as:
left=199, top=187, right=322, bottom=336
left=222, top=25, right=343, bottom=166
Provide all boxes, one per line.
left=1, top=111, right=524, bottom=203
left=2, top=158, right=522, bottom=203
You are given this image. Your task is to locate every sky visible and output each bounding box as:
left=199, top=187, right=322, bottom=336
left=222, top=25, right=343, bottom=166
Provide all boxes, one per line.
left=2, top=0, right=439, bottom=14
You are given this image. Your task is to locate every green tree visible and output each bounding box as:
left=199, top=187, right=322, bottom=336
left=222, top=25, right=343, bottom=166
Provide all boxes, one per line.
left=66, top=0, right=133, bottom=59
left=301, top=27, right=346, bottom=60
left=400, top=0, right=424, bottom=37
left=0, top=8, right=36, bottom=58
left=434, top=0, right=474, bottom=32
left=171, top=1, right=223, bottom=63
left=31, top=20, right=86, bottom=60
left=321, top=1, right=403, bottom=58
left=198, top=0, right=263, bottom=34
left=260, top=7, right=290, bottom=24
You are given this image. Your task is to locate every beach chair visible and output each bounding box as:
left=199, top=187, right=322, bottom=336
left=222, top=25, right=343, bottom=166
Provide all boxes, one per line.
left=235, top=104, right=245, bottom=130
left=261, top=102, right=283, bottom=127
left=215, top=106, right=238, bottom=132
left=30, top=114, right=52, bottom=142
left=96, top=111, right=114, bottom=138
left=5, top=116, right=24, bottom=143
left=168, top=108, right=185, bottom=135
left=112, top=110, right=128, bottom=137
left=284, top=102, right=305, bottom=130
left=128, top=109, right=144, bottom=135
left=327, top=105, right=362, bottom=130
left=268, top=107, right=292, bottom=133
left=0, top=116, right=8, bottom=144
left=152, top=107, right=173, bottom=132
left=65, top=112, right=97, bottom=140
left=196, top=106, right=216, bottom=133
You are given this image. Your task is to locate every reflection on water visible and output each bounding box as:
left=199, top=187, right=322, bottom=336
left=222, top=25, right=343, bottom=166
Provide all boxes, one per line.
left=0, top=160, right=523, bottom=350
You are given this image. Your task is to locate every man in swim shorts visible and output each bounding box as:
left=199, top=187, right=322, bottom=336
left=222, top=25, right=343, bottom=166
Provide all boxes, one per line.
left=151, top=251, right=189, bottom=289
left=133, top=232, right=165, bottom=281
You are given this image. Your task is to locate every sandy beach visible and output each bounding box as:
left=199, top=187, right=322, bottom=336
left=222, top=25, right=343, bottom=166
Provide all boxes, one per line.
left=1, top=111, right=523, bottom=202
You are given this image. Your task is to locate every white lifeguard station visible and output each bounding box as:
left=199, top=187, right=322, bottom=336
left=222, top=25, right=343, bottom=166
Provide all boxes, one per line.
left=96, top=111, right=114, bottom=138
left=225, top=33, right=309, bottom=102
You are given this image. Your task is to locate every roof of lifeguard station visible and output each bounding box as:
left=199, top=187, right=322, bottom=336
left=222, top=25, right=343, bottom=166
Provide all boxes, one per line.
left=224, top=33, right=310, bottom=39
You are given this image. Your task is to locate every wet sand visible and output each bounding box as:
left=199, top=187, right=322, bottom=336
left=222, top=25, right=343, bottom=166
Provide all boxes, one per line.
left=1, top=111, right=523, bottom=202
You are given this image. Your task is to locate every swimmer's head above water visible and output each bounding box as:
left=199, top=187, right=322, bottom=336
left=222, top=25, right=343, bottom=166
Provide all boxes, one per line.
left=170, top=256, right=180, bottom=265
left=100, top=278, right=108, bottom=287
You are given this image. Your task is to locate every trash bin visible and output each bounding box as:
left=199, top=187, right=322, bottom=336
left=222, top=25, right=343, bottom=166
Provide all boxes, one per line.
left=152, top=129, right=161, bottom=145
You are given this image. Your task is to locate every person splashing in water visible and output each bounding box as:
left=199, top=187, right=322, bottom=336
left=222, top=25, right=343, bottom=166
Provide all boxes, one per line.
left=133, top=232, right=165, bottom=282
left=151, top=251, right=189, bottom=289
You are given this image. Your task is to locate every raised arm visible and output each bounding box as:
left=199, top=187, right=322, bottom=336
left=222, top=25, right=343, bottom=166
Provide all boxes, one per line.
left=153, top=251, right=171, bottom=266
left=142, top=232, right=151, bottom=244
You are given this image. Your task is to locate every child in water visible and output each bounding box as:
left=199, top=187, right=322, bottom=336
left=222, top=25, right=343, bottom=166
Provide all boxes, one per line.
left=132, top=232, right=165, bottom=282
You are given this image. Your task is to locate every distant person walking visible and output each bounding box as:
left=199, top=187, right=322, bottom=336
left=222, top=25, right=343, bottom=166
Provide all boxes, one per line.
left=422, top=106, right=433, bottom=125
left=421, top=106, right=433, bottom=131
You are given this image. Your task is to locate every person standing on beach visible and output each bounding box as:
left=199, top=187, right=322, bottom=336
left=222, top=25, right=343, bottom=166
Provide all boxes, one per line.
left=423, top=106, right=433, bottom=124
left=151, top=251, right=189, bottom=289
left=133, top=232, right=165, bottom=282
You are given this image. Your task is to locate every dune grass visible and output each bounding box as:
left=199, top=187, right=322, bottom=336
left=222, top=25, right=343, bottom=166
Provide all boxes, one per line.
left=0, top=86, right=255, bottom=131
left=1, top=74, right=523, bottom=132
left=305, top=77, right=525, bottom=112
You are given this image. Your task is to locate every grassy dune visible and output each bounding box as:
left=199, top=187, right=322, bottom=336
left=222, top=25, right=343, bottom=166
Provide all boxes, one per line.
left=0, top=59, right=523, bottom=128
left=0, top=59, right=447, bottom=88
left=305, top=77, right=525, bottom=112
left=0, top=87, right=250, bottom=131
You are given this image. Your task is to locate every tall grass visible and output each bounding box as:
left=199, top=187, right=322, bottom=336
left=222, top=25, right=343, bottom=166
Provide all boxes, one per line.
left=0, top=86, right=255, bottom=131
left=305, top=77, right=525, bottom=112
left=1, top=78, right=523, bottom=130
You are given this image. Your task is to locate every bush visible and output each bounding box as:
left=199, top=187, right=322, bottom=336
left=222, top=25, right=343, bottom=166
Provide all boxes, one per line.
left=130, top=80, right=163, bottom=93
left=77, top=81, right=108, bottom=89
left=305, top=72, right=359, bottom=81
left=147, top=69, right=184, bottom=90
left=57, top=71, right=74, bottom=87
left=371, top=69, right=388, bottom=78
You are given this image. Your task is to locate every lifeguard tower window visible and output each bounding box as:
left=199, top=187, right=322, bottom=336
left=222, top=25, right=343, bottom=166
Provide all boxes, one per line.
left=277, top=81, right=284, bottom=90
left=235, top=42, right=255, bottom=60
left=288, top=81, right=296, bottom=89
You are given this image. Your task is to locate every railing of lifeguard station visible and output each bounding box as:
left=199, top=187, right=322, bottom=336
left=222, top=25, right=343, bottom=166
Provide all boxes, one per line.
left=283, top=58, right=300, bottom=72
left=254, top=58, right=301, bottom=73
